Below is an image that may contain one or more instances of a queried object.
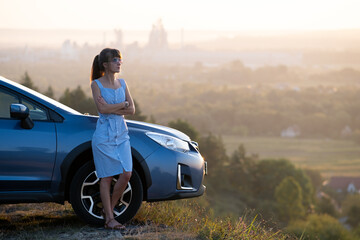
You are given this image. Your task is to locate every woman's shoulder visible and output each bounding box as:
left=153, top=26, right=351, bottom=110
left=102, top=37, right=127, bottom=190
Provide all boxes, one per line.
left=91, top=79, right=102, bottom=89
left=118, top=78, right=126, bottom=87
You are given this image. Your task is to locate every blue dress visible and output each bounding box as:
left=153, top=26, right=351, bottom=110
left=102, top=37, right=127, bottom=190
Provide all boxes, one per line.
left=92, top=78, right=132, bottom=178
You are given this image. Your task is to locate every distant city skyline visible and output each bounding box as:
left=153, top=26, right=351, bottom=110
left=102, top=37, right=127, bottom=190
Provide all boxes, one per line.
left=1, top=0, right=360, bottom=31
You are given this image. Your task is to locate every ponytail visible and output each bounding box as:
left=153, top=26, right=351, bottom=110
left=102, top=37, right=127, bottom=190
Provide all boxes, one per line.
left=90, top=55, right=101, bottom=82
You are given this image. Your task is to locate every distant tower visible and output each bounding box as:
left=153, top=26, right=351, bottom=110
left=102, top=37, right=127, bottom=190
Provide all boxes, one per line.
left=181, top=28, right=184, bottom=49
left=147, top=19, right=168, bottom=49
left=61, top=39, right=78, bottom=60
left=114, top=29, right=124, bottom=48
left=102, top=32, right=107, bottom=46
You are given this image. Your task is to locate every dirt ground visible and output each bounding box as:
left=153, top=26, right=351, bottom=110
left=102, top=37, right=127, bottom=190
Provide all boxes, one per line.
left=0, top=203, right=197, bottom=240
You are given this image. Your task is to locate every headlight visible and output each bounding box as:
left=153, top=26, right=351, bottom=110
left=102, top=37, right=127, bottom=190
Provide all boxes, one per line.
left=146, top=132, right=190, bottom=153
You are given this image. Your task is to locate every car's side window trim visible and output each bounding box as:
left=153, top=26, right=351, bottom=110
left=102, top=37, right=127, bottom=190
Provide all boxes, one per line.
left=0, top=86, right=51, bottom=122
left=49, top=109, right=64, bottom=123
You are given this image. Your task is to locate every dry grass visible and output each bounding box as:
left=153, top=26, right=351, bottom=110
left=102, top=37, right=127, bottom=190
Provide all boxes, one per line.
left=0, top=200, right=289, bottom=239
left=133, top=200, right=289, bottom=240
left=0, top=203, right=197, bottom=240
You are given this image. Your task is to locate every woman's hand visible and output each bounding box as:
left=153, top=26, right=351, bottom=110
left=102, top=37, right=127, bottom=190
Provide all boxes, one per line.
left=97, top=96, right=107, bottom=105
left=98, top=96, right=128, bottom=109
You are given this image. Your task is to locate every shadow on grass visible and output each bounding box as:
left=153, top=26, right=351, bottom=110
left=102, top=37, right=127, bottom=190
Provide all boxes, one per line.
left=0, top=214, right=82, bottom=232
left=0, top=203, right=88, bottom=239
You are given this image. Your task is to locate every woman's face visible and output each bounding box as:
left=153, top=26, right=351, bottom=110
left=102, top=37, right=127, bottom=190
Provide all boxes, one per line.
left=105, top=57, right=122, bottom=73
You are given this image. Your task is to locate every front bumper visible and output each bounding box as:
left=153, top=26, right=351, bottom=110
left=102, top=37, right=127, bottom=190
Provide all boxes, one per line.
left=148, top=184, right=206, bottom=202
left=144, top=146, right=206, bottom=201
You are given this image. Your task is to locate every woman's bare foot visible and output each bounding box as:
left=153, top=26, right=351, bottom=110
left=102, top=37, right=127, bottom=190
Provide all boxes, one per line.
left=104, top=218, right=125, bottom=230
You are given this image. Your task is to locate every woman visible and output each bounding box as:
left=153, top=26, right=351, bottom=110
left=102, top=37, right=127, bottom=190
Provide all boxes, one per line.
left=90, top=48, right=135, bottom=230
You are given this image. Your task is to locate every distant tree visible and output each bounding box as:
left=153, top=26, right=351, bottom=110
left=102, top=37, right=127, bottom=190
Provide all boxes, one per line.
left=286, top=214, right=353, bottom=240
left=21, top=71, right=38, bottom=91
left=168, top=119, right=199, bottom=141
left=304, top=168, right=323, bottom=193
left=230, top=144, right=246, bottom=164
left=255, top=199, right=280, bottom=223
left=198, top=133, right=228, bottom=173
left=275, top=176, right=305, bottom=222
left=253, top=159, right=314, bottom=209
left=228, top=144, right=257, bottom=193
left=197, top=133, right=229, bottom=195
left=354, top=225, right=360, bottom=239
left=59, top=86, right=96, bottom=115
left=43, top=86, right=54, bottom=99
left=342, top=194, right=360, bottom=228
left=315, top=196, right=338, bottom=217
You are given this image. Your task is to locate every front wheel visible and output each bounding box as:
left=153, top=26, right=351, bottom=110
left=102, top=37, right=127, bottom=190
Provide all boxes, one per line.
left=69, top=161, right=143, bottom=226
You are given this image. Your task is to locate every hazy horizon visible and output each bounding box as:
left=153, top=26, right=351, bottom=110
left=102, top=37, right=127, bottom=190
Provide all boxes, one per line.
left=0, top=28, right=244, bottom=48
left=2, top=28, right=360, bottom=50
left=2, top=0, right=360, bottom=50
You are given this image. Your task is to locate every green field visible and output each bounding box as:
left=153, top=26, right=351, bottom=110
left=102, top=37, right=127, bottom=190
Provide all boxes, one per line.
left=222, top=136, right=360, bottom=178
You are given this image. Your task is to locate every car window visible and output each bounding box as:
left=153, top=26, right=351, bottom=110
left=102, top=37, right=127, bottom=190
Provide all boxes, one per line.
left=20, top=98, right=48, bottom=121
left=0, top=88, right=48, bottom=121
left=0, top=89, right=19, bottom=118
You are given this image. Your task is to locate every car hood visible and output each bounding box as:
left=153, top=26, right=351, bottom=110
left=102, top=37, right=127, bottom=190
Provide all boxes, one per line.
left=72, top=115, right=191, bottom=142
left=126, top=120, right=191, bottom=142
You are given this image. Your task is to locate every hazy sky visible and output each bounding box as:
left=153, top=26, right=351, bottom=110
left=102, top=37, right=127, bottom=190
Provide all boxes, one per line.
left=0, top=0, right=359, bottom=31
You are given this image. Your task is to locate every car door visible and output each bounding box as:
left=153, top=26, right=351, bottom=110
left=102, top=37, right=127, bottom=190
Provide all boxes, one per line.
left=0, top=87, right=56, bottom=192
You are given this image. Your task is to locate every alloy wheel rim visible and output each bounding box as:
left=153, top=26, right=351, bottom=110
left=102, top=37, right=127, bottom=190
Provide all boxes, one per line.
left=80, top=170, right=132, bottom=219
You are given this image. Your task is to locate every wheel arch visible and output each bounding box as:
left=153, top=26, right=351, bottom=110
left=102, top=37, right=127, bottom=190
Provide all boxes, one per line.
left=131, top=147, right=152, bottom=201
left=60, top=142, right=94, bottom=201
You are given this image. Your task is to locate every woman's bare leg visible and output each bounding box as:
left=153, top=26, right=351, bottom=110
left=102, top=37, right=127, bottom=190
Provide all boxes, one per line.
left=100, top=176, right=122, bottom=228
left=111, top=171, right=132, bottom=210
left=100, top=177, right=113, bottom=219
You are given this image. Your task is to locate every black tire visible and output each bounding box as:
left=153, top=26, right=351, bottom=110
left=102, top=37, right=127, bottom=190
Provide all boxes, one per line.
left=69, top=161, right=143, bottom=226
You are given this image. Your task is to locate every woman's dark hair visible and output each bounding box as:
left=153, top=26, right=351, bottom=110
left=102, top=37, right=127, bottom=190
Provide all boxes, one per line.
left=90, top=48, right=122, bottom=82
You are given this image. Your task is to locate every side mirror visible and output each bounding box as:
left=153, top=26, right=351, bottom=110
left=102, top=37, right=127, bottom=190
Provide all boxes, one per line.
left=10, top=104, right=34, bottom=129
